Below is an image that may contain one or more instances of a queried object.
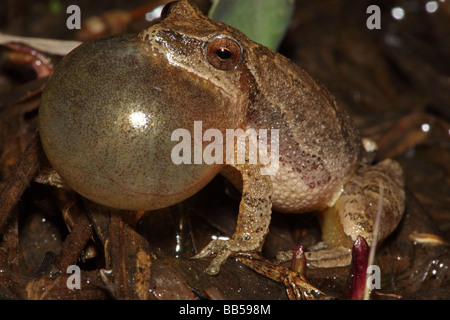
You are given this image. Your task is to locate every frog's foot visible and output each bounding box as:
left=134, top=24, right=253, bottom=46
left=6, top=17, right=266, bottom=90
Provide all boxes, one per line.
left=193, top=238, right=259, bottom=275
left=276, top=245, right=352, bottom=269
left=305, top=246, right=352, bottom=268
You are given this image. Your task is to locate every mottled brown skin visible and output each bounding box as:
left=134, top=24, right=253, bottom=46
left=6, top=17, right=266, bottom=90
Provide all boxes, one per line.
left=39, top=0, right=405, bottom=275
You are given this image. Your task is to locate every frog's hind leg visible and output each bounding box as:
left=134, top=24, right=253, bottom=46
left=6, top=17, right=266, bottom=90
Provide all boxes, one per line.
left=318, top=159, right=405, bottom=252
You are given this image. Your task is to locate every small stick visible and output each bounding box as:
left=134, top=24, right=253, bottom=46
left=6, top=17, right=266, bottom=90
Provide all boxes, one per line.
left=0, top=131, right=43, bottom=233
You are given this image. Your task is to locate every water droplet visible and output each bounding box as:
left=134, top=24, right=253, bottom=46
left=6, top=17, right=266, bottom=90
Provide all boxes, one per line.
left=425, top=1, right=439, bottom=13
left=392, top=7, right=405, bottom=20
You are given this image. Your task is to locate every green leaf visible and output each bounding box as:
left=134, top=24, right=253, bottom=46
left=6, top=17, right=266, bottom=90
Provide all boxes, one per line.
left=48, top=0, right=63, bottom=14
left=209, top=0, right=295, bottom=51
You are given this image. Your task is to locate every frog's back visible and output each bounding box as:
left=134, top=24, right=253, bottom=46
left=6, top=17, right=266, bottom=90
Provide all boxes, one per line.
left=245, top=48, right=363, bottom=213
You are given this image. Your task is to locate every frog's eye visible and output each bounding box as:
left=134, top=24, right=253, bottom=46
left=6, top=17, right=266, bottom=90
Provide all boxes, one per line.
left=206, top=38, right=241, bottom=70
left=160, top=1, right=178, bottom=20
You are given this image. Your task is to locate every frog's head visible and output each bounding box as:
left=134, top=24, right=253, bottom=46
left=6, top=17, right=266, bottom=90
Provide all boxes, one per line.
left=138, top=0, right=259, bottom=123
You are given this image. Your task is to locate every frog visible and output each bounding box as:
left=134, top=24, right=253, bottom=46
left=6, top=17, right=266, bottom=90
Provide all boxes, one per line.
left=39, top=0, right=405, bottom=276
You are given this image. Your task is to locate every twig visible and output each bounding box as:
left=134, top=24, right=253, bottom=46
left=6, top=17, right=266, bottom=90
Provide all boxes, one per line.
left=0, top=131, right=43, bottom=233
left=0, top=34, right=81, bottom=56
left=52, top=190, right=94, bottom=272
left=364, top=181, right=384, bottom=300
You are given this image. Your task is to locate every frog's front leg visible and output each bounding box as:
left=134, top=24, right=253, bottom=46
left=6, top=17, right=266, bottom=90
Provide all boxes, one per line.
left=193, top=161, right=273, bottom=275
left=313, top=159, right=405, bottom=266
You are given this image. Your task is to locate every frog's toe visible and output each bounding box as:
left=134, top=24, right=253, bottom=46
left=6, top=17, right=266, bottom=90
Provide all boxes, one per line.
left=193, top=239, right=227, bottom=259
left=193, top=239, right=233, bottom=275
left=194, top=238, right=260, bottom=275
left=305, top=246, right=352, bottom=268
left=204, top=249, right=232, bottom=275
left=275, top=245, right=352, bottom=269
